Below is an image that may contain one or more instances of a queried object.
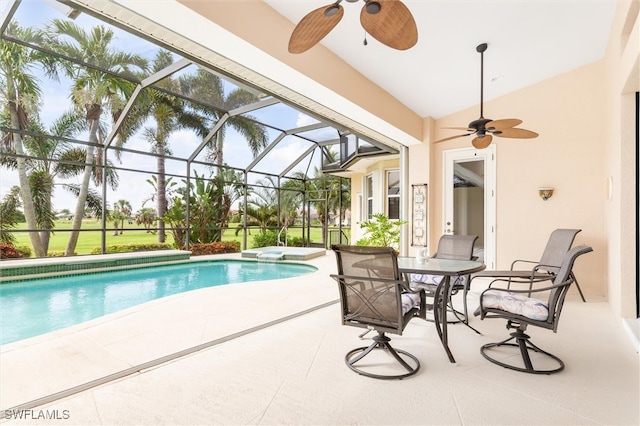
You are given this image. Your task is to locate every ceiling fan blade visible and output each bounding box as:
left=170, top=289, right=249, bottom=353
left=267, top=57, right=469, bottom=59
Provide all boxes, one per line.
left=288, top=4, right=344, bottom=54
left=434, top=133, right=472, bottom=143
left=472, top=134, right=493, bottom=149
left=495, top=128, right=539, bottom=139
left=486, top=119, right=522, bottom=131
left=442, top=126, right=475, bottom=131
left=360, top=0, right=418, bottom=50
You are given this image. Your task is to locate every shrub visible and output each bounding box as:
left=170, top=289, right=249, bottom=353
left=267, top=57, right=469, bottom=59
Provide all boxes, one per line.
left=0, top=243, right=21, bottom=259
left=16, top=245, right=32, bottom=258
left=286, top=236, right=309, bottom=247
left=47, top=251, right=72, bottom=257
left=252, top=230, right=310, bottom=248
left=90, top=243, right=173, bottom=254
left=252, top=230, right=278, bottom=248
left=189, top=241, right=240, bottom=256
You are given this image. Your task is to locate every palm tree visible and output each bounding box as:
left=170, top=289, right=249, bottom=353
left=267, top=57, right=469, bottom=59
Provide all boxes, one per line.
left=290, top=148, right=350, bottom=246
left=0, top=187, right=23, bottom=245
left=139, top=51, right=207, bottom=243
left=0, top=23, right=47, bottom=256
left=113, top=199, right=132, bottom=234
left=178, top=68, right=269, bottom=168
left=44, top=20, right=148, bottom=255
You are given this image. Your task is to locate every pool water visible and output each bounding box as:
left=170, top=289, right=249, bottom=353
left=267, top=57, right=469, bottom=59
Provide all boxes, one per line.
left=0, top=260, right=317, bottom=345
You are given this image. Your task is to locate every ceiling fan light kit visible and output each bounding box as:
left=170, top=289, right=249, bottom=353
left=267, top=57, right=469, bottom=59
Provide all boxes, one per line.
left=435, top=43, right=539, bottom=149
left=288, top=0, right=418, bottom=54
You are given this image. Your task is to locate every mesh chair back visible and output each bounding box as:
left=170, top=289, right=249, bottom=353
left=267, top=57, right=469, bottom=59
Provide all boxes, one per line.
left=537, top=229, right=581, bottom=272
left=434, top=235, right=478, bottom=260
left=332, top=245, right=406, bottom=334
left=546, top=245, right=593, bottom=328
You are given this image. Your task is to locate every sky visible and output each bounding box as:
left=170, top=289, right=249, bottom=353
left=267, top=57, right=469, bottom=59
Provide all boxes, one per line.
left=1, top=0, right=334, bottom=213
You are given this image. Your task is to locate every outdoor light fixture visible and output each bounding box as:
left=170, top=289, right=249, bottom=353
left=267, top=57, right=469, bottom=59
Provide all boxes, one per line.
left=538, top=187, right=554, bottom=201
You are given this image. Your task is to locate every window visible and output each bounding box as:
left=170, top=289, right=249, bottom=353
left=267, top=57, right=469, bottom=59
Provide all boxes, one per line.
left=365, top=175, right=373, bottom=220
left=387, top=170, right=400, bottom=220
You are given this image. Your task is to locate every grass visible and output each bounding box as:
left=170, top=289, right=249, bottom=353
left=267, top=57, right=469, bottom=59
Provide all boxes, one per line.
left=8, top=220, right=351, bottom=256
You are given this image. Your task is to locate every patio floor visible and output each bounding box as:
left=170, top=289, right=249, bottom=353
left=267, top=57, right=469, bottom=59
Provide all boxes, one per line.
left=1, top=252, right=638, bottom=425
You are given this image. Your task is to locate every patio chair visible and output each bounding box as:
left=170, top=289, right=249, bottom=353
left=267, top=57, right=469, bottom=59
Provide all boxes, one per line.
left=408, top=234, right=479, bottom=332
left=331, top=245, right=426, bottom=380
left=467, top=229, right=585, bottom=307
left=476, top=244, right=593, bottom=374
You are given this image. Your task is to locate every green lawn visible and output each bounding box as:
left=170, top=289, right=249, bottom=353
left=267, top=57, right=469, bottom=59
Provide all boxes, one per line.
left=8, top=220, right=350, bottom=256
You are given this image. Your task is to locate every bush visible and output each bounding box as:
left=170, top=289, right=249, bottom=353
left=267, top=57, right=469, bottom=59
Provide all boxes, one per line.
left=47, top=251, right=73, bottom=257
left=189, top=241, right=240, bottom=255
left=90, top=243, right=174, bottom=254
left=252, top=230, right=278, bottom=248
left=16, top=245, right=32, bottom=258
left=252, top=230, right=310, bottom=248
left=286, top=236, right=310, bottom=247
left=0, top=243, right=22, bottom=259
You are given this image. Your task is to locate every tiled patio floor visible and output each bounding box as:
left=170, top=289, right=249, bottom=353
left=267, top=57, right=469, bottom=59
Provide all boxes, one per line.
left=1, top=252, right=638, bottom=425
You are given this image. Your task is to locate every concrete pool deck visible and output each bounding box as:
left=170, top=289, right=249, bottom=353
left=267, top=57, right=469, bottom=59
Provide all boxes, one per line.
left=1, top=251, right=638, bottom=425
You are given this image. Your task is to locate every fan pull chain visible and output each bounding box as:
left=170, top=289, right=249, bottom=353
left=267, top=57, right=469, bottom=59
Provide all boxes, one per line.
left=363, top=31, right=368, bottom=46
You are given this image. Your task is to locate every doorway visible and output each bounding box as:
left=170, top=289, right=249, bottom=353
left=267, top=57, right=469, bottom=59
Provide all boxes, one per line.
left=443, top=146, right=496, bottom=269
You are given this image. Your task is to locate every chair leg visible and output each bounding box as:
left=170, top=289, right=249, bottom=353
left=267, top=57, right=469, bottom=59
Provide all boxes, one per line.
left=480, top=323, right=564, bottom=374
left=345, top=331, right=420, bottom=380
left=571, top=272, right=587, bottom=302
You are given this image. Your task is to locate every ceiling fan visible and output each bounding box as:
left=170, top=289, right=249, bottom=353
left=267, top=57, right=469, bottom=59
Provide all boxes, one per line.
left=436, top=43, right=539, bottom=149
left=288, top=0, right=418, bottom=54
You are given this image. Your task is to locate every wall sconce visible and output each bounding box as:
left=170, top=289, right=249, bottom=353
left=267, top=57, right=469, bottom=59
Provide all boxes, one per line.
left=538, top=187, right=554, bottom=201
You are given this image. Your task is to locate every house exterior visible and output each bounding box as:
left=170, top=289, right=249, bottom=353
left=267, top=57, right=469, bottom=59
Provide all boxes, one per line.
left=52, top=0, right=640, bottom=347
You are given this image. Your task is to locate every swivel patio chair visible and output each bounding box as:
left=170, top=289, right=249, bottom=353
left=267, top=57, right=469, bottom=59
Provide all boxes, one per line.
left=331, top=245, right=426, bottom=380
left=476, top=244, right=592, bottom=374
left=468, top=228, right=585, bottom=302
left=408, top=234, right=479, bottom=332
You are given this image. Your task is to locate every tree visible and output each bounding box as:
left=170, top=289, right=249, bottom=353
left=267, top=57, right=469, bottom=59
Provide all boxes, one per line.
left=135, top=207, right=157, bottom=233
left=0, top=23, right=47, bottom=256
left=178, top=68, right=269, bottom=169
left=138, top=51, right=207, bottom=243
left=290, top=148, right=351, bottom=246
left=0, top=187, right=23, bottom=244
left=112, top=199, right=132, bottom=234
left=45, top=20, right=148, bottom=255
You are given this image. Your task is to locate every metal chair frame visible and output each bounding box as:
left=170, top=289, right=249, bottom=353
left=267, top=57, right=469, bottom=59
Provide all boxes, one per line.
left=331, top=245, right=426, bottom=380
left=477, top=245, right=593, bottom=374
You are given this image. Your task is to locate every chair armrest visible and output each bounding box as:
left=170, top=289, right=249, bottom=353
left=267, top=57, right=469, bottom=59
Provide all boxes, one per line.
left=510, top=259, right=538, bottom=270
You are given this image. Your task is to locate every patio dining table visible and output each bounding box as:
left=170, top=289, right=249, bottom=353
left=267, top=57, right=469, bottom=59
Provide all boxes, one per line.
left=397, top=257, right=486, bottom=363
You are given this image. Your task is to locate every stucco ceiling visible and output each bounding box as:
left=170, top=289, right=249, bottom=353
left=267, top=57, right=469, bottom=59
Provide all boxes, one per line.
left=264, top=0, right=617, bottom=119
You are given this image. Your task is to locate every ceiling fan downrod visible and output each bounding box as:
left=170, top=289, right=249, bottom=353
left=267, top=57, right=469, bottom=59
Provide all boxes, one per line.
left=477, top=43, right=487, bottom=119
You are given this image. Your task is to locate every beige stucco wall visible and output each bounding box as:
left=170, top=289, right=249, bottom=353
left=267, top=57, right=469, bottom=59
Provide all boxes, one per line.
left=602, top=0, right=639, bottom=319
left=430, top=60, right=608, bottom=298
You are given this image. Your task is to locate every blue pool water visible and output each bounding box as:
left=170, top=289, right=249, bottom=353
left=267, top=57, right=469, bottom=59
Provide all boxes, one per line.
left=0, top=260, right=317, bottom=345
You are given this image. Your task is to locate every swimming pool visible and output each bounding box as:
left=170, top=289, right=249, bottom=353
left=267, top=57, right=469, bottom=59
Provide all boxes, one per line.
left=0, top=259, right=317, bottom=345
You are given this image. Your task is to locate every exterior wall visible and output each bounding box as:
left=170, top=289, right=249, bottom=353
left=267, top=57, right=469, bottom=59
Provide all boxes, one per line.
left=430, top=60, right=607, bottom=298
left=602, top=0, right=639, bottom=319
left=348, top=159, right=400, bottom=244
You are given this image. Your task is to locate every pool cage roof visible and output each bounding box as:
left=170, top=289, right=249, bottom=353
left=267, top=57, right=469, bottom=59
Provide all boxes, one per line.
left=1, top=0, right=400, bottom=251
left=1, top=0, right=398, bottom=180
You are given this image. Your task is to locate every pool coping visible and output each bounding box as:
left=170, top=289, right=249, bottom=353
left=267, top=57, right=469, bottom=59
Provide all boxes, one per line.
left=0, top=250, right=191, bottom=282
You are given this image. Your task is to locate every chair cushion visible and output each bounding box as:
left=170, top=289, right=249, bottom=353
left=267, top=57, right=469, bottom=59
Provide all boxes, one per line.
left=481, top=290, right=549, bottom=321
left=401, top=292, right=421, bottom=315
left=409, top=273, right=465, bottom=287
